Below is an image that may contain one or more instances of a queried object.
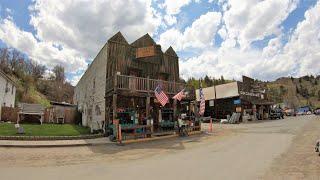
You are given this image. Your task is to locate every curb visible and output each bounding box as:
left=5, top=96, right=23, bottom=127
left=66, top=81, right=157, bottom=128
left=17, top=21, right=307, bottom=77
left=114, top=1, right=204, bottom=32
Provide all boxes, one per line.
left=0, top=134, right=104, bottom=141
left=120, top=131, right=203, bottom=145
left=0, top=143, right=99, bottom=148
left=0, top=131, right=205, bottom=148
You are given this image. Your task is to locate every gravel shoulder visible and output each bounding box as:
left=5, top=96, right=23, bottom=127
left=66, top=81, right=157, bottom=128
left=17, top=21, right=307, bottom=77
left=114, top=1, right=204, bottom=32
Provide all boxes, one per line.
left=263, top=115, right=320, bottom=179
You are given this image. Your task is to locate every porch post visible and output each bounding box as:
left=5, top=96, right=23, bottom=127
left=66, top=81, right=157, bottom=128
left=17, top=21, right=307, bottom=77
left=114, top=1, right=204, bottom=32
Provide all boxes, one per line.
left=146, top=96, right=150, bottom=117
left=173, top=99, right=177, bottom=118
left=112, top=73, right=118, bottom=121
left=146, top=75, right=151, bottom=118
left=112, top=93, right=117, bottom=120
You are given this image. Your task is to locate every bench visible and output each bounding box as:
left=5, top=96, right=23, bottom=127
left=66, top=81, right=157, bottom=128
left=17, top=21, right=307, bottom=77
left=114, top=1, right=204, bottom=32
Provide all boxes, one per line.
left=17, top=103, right=45, bottom=124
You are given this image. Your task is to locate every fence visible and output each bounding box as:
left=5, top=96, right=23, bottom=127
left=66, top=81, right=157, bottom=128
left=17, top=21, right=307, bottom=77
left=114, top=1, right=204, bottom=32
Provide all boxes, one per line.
left=1, top=106, right=78, bottom=124
left=1, top=107, right=19, bottom=122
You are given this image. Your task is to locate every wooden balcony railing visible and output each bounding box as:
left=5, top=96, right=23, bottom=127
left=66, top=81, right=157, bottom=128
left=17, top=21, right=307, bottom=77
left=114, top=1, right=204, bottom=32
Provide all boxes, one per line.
left=106, top=74, right=194, bottom=97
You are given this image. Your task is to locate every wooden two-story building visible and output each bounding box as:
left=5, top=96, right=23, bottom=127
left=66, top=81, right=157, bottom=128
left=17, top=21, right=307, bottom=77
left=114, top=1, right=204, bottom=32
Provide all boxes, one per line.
left=74, top=32, right=195, bottom=131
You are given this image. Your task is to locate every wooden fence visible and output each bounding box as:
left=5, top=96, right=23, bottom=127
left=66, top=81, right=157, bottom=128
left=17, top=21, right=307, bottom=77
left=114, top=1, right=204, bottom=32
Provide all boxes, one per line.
left=1, top=107, right=19, bottom=122
left=1, top=106, right=78, bottom=124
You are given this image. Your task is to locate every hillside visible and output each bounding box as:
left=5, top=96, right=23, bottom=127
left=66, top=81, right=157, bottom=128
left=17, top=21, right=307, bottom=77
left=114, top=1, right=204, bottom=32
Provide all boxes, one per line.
left=0, top=48, right=74, bottom=107
left=186, top=75, right=320, bottom=109
left=266, top=75, right=320, bottom=109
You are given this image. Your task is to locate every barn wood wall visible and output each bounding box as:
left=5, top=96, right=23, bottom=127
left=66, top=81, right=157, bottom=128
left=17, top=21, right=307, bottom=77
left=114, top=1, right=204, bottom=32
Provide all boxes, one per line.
left=106, top=34, right=179, bottom=82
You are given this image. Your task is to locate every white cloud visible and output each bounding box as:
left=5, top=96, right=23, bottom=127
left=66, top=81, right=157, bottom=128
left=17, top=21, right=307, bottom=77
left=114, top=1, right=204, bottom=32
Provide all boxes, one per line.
left=180, top=48, right=262, bottom=80
left=160, top=0, right=201, bottom=26
left=181, top=0, right=320, bottom=81
left=223, top=0, right=298, bottom=49
left=0, top=18, right=87, bottom=73
left=0, top=0, right=161, bottom=84
left=164, top=14, right=177, bottom=26
left=264, top=0, right=320, bottom=78
left=162, top=0, right=192, bottom=15
left=5, top=8, right=13, bottom=15
left=159, top=11, right=221, bottom=51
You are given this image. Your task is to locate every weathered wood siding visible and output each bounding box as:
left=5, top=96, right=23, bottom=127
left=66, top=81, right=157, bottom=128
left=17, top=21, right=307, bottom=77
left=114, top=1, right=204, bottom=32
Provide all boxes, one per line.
left=106, top=33, right=179, bottom=82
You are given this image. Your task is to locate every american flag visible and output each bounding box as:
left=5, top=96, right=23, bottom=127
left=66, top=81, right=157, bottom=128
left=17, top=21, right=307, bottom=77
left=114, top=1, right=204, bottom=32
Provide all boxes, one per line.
left=199, top=85, right=205, bottom=116
left=173, top=89, right=186, bottom=101
left=155, top=84, right=169, bottom=106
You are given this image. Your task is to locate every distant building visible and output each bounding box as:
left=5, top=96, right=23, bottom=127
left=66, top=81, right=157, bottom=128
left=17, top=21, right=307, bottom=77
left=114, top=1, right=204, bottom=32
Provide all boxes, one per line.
left=0, top=70, right=16, bottom=120
left=196, top=76, right=273, bottom=121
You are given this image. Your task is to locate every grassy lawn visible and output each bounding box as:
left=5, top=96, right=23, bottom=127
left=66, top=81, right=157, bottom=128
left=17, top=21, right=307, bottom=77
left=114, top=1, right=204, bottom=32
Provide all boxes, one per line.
left=0, top=123, right=91, bottom=136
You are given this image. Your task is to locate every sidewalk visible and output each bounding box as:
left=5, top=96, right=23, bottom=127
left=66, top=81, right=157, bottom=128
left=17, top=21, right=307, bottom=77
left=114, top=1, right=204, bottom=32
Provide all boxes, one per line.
left=0, top=137, right=111, bottom=148
left=0, top=131, right=204, bottom=148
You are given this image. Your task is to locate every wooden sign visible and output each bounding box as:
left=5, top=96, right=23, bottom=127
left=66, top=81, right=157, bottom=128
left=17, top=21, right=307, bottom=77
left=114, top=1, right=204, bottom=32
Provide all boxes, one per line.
left=136, top=46, right=155, bottom=58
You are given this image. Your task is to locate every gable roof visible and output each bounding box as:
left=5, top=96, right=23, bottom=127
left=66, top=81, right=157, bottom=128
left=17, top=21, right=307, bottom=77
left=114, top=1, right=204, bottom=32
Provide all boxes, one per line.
left=165, top=46, right=178, bottom=57
left=131, top=33, right=156, bottom=47
left=0, top=70, right=17, bottom=87
left=108, top=31, right=128, bottom=44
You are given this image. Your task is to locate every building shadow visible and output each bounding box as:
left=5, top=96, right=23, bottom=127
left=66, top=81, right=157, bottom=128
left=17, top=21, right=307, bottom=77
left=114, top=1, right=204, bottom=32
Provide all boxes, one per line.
left=86, top=134, right=205, bottom=155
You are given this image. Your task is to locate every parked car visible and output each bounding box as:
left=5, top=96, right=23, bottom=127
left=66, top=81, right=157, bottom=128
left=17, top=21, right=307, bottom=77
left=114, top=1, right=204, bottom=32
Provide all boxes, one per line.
left=284, top=109, right=296, bottom=116
left=269, top=108, right=284, bottom=119
left=296, top=111, right=305, bottom=115
left=314, top=108, right=320, bottom=115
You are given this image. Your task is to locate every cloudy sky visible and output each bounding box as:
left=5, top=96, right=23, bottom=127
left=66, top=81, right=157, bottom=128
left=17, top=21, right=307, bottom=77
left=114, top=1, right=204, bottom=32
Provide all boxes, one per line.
left=0, top=0, right=319, bottom=85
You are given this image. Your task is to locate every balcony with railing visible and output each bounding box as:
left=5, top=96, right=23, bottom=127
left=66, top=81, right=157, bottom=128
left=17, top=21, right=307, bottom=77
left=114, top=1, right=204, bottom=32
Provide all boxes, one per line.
left=106, top=74, right=195, bottom=98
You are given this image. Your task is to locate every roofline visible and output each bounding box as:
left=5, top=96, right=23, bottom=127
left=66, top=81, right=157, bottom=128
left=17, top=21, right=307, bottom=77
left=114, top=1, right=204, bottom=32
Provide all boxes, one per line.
left=50, top=101, right=76, bottom=107
left=0, top=70, right=17, bottom=87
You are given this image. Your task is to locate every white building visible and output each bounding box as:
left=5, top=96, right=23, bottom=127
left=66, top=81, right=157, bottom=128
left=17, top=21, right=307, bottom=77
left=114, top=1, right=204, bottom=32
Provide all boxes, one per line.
left=0, top=70, right=16, bottom=120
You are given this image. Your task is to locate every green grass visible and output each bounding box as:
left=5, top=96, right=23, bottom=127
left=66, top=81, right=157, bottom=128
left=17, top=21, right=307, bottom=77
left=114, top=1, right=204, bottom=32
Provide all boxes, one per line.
left=0, top=123, right=91, bottom=136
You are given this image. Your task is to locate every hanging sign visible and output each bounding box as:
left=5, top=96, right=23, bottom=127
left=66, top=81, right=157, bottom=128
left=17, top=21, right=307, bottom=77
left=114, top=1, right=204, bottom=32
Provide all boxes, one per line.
left=209, top=100, right=214, bottom=107
left=234, top=99, right=241, bottom=105
left=136, top=46, right=156, bottom=58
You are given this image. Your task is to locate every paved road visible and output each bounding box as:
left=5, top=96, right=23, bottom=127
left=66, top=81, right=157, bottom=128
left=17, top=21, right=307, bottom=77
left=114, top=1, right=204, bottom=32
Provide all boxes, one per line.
left=1, top=115, right=319, bottom=180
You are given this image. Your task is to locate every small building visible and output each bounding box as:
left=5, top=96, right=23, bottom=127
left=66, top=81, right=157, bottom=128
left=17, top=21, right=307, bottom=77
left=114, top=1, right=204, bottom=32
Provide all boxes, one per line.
left=0, top=70, right=16, bottom=121
left=196, top=76, right=273, bottom=122
left=47, top=101, right=77, bottom=124
left=74, top=32, right=195, bottom=131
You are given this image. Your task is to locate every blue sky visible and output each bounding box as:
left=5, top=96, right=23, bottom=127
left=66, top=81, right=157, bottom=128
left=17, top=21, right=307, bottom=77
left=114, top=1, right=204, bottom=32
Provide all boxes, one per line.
left=0, top=0, right=319, bottom=85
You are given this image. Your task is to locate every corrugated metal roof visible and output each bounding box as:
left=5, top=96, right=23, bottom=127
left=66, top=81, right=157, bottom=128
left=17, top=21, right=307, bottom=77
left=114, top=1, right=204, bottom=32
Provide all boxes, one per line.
left=216, top=82, right=239, bottom=99
left=195, top=86, right=216, bottom=101
left=196, top=82, right=239, bottom=101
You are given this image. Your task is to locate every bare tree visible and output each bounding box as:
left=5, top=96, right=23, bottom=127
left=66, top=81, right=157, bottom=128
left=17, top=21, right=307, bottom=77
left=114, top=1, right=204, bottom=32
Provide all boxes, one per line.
left=53, top=65, right=65, bottom=82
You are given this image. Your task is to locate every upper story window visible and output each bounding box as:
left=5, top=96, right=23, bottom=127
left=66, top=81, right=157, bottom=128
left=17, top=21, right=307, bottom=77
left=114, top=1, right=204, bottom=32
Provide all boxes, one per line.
left=11, top=84, right=14, bottom=95
left=5, top=81, right=9, bottom=93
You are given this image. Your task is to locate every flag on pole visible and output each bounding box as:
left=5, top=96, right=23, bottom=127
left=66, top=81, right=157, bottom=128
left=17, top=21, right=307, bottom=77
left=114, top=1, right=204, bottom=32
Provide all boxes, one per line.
left=199, top=83, right=205, bottom=116
left=155, top=84, right=169, bottom=106
left=173, top=89, right=186, bottom=101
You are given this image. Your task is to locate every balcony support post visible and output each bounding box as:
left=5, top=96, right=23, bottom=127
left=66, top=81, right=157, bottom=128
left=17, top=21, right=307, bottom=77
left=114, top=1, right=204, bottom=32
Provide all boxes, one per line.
left=173, top=99, right=177, bottom=119
left=112, top=73, right=118, bottom=121
left=146, top=76, right=151, bottom=118
left=112, top=93, right=117, bottom=121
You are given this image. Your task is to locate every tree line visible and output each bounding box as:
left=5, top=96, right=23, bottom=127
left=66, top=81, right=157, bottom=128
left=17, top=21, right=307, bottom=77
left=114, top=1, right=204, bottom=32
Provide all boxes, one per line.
left=185, top=75, right=234, bottom=89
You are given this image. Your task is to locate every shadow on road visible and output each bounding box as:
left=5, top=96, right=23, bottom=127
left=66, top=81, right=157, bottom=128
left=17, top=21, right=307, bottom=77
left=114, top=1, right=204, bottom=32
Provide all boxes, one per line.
left=86, top=134, right=205, bottom=155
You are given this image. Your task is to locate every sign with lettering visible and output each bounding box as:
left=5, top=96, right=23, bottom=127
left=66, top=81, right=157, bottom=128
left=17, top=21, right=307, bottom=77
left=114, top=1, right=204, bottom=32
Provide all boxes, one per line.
left=136, top=46, right=156, bottom=58
left=233, top=99, right=241, bottom=105
left=209, top=100, right=214, bottom=106
left=239, top=91, right=261, bottom=98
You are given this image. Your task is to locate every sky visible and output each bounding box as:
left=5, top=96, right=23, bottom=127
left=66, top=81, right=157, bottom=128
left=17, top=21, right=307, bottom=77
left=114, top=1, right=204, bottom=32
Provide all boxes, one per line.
left=0, top=0, right=319, bottom=85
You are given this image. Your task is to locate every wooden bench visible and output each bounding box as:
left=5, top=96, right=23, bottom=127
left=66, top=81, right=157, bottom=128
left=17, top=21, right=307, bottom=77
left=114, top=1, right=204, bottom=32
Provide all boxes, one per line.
left=17, top=103, right=45, bottom=124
